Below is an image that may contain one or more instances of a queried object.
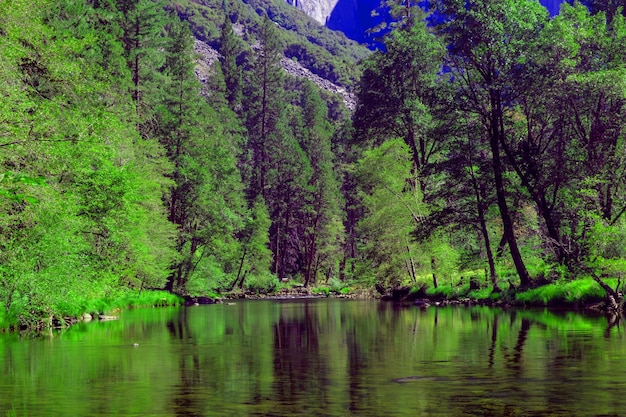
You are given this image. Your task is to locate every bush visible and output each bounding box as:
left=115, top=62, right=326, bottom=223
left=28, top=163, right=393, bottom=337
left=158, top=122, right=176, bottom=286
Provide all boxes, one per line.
left=426, top=284, right=471, bottom=299
left=312, top=287, right=331, bottom=296
left=244, top=274, right=278, bottom=294
left=467, top=287, right=497, bottom=300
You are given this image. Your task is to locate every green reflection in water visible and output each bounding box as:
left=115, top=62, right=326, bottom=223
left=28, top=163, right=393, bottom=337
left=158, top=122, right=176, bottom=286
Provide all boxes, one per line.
left=0, top=300, right=624, bottom=416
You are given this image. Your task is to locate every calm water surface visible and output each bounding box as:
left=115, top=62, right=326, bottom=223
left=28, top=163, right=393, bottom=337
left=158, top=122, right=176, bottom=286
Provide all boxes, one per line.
left=1, top=299, right=626, bottom=416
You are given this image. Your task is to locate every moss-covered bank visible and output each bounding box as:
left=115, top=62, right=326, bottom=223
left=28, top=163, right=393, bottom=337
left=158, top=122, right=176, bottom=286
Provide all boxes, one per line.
left=0, top=290, right=184, bottom=332
left=400, top=278, right=621, bottom=312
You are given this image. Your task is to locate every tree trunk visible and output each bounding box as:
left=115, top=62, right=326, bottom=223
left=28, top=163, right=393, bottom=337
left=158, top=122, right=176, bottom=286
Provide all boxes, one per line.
left=587, top=268, right=624, bottom=314
left=431, top=257, right=438, bottom=288
left=228, top=247, right=248, bottom=291
left=468, top=150, right=500, bottom=291
left=406, top=244, right=417, bottom=283
left=499, top=140, right=566, bottom=263
left=490, top=90, right=532, bottom=288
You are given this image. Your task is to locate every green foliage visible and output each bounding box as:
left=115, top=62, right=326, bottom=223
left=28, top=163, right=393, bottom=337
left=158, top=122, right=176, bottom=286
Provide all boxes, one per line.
left=354, top=139, right=428, bottom=287
left=219, top=13, right=244, bottom=109
left=243, top=273, right=278, bottom=294
left=425, top=284, right=470, bottom=299
left=312, top=287, right=331, bottom=296
left=515, top=279, right=609, bottom=306
left=7, top=0, right=626, bottom=328
left=170, top=0, right=368, bottom=88
left=56, top=290, right=184, bottom=319
left=0, top=0, right=181, bottom=328
left=311, top=277, right=353, bottom=296
left=467, top=287, right=500, bottom=301
left=0, top=172, right=47, bottom=203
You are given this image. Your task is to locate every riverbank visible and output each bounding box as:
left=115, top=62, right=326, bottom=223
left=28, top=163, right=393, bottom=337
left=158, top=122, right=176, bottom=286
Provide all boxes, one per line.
left=203, top=276, right=622, bottom=313
left=384, top=277, right=619, bottom=313
left=2, top=277, right=621, bottom=332
left=221, top=284, right=378, bottom=301
left=0, top=290, right=184, bottom=332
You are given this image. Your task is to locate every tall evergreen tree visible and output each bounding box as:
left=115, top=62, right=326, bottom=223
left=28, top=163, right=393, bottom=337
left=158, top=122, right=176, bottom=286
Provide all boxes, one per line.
left=244, top=15, right=285, bottom=202
left=244, top=16, right=316, bottom=280
left=157, top=19, right=246, bottom=293
left=219, top=12, right=244, bottom=111
left=114, top=0, right=168, bottom=136
left=298, top=81, right=344, bottom=287
left=354, top=14, right=445, bottom=194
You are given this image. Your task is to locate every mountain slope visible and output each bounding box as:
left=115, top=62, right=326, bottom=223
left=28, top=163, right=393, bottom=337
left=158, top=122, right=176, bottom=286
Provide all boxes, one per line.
left=194, top=38, right=356, bottom=109
left=171, top=0, right=370, bottom=89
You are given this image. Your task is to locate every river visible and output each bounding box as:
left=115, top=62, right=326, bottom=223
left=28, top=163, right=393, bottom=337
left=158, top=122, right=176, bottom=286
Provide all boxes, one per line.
left=0, top=299, right=625, bottom=416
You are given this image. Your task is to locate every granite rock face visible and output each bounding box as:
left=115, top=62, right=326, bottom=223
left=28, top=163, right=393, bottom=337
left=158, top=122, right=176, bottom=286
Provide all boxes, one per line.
left=326, top=0, right=379, bottom=44
left=193, top=39, right=355, bottom=110
left=285, top=0, right=380, bottom=44
left=286, top=0, right=565, bottom=44
left=284, top=0, right=340, bottom=25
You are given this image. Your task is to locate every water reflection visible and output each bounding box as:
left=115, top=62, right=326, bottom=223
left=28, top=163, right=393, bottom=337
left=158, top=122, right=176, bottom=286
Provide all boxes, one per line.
left=0, top=301, right=626, bottom=416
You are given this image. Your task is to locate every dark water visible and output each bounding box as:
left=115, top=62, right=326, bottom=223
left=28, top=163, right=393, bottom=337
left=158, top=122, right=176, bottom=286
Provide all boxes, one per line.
left=1, top=300, right=625, bottom=417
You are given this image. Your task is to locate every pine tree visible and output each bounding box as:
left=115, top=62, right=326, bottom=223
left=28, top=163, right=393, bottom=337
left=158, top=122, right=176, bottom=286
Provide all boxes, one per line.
left=158, top=19, right=247, bottom=293
left=244, top=15, right=285, bottom=202
left=114, top=0, right=168, bottom=136
left=243, top=16, right=315, bottom=280
left=298, top=81, right=344, bottom=287
left=219, top=12, right=244, bottom=111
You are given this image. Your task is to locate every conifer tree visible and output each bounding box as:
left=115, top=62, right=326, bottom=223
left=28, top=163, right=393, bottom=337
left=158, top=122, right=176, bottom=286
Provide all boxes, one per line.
left=114, top=0, right=168, bottom=137
left=158, top=19, right=246, bottom=293
left=219, top=12, right=244, bottom=111
left=244, top=15, right=285, bottom=202
left=244, top=16, right=313, bottom=280
left=298, top=81, right=344, bottom=286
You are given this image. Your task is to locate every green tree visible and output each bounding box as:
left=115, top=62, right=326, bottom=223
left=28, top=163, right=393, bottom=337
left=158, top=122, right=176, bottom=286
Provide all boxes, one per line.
left=219, top=12, right=244, bottom=111
left=113, top=0, right=168, bottom=136
left=355, top=139, right=426, bottom=287
left=244, top=15, right=285, bottom=201
left=243, top=16, right=314, bottom=281
left=229, top=195, right=273, bottom=291
left=431, top=0, right=551, bottom=288
left=354, top=15, right=445, bottom=187
left=157, top=19, right=246, bottom=294
left=0, top=0, right=177, bottom=325
left=296, top=81, right=344, bottom=286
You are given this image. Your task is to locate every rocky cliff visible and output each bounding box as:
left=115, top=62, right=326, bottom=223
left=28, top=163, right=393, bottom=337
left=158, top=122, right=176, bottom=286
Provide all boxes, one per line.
left=194, top=39, right=356, bottom=110
left=284, top=0, right=340, bottom=25
left=285, top=0, right=380, bottom=45
left=286, top=0, right=566, bottom=45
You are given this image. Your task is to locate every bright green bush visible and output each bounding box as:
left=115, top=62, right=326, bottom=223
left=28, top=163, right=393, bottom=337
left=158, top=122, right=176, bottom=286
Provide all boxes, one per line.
left=312, top=287, right=331, bottom=296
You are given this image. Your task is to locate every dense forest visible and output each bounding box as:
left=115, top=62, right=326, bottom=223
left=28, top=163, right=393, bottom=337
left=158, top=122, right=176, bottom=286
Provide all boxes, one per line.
left=1, top=0, right=626, bottom=328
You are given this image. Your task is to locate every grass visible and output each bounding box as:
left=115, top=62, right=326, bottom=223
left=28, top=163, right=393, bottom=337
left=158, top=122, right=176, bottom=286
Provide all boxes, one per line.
left=416, top=273, right=616, bottom=308
left=312, top=287, right=331, bottom=296
left=425, top=283, right=472, bottom=299
left=81, top=290, right=184, bottom=315
left=311, top=282, right=354, bottom=297
left=515, top=278, right=608, bottom=306
left=467, top=287, right=501, bottom=301
left=0, top=289, right=185, bottom=331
